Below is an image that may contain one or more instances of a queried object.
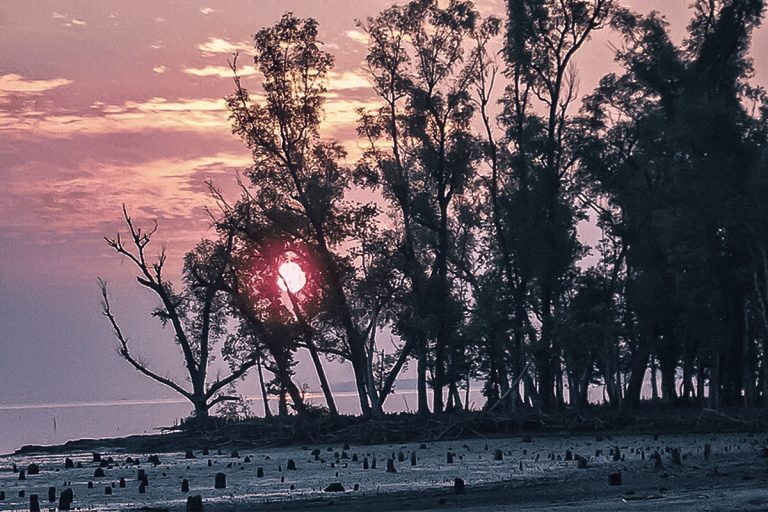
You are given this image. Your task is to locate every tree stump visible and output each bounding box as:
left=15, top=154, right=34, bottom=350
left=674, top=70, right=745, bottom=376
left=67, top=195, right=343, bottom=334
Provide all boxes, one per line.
left=87, top=481, right=93, bottom=489
left=371, top=457, right=377, bottom=469
left=447, top=451, right=454, bottom=464
left=64, top=458, right=74, bottom=469
left=257, top=467, right=264, bottom=478
left=48, top=486, right=56, bottom=502
left=287, top=459, right=297, bottom=470
left=94, top=468, right=105, bottom=478
left=454, top=477, right=465, bottom=494
left=138, top=483, right=146, bottom=494
left=410, top=452, right=417, bottom=466
left=185, top=450, right=196, bottom=459
left=565, top=450, right=573, bottom=461
left=148, top=455, right=161, bottom=465
left=613, top=447, right=621, bottom=462
left=609, top=472, right=622, bottom=486
left=397, top=451, right=405, bottom=462
left=181, top=478, right=190, bottom=492
left=494, top=449, right=504, bottom=461
left=386, top=458, right=397, bottom=473
left=58, top=488, right=73, bottom=511
left=105, top=486, right=112, bottom=495
left=363, top=457, right=369, bottom=470
left=28, top=494, right=40, bottom=512
left=119, top=477, right=126, bottom=488
left=577, top=456, right=588, bottom=469
left=186, top=494, right=203, bottom=512
left=671, top=448, right=682, bottom=465
left=92, top=453, right=101, bottom=463
left=704, top=444, right=711, bottom=461
left=230, top=450, right=240, bottom=459
left=324, top=483, right=345, bottom=492
left=18, top=469, right=26, bottom=480
left=214, top=472, right=226, bottom=489
left=0, top=491, right=4, bottom=500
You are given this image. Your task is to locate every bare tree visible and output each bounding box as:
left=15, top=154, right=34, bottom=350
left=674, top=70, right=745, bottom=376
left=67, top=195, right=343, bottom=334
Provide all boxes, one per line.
left=99, top=206, right=258, bottom=420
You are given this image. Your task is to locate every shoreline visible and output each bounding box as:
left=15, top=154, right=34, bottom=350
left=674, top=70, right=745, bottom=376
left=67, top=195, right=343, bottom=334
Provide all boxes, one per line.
left=11, top=406, right=768, bottom=457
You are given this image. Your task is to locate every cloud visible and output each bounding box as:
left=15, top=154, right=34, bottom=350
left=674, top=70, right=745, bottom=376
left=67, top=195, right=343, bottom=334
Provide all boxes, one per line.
left=152, top=65, right=167, bottom=74
left=197, top=37, right=251, bottom=55
left=327, top=70, right=371, bottom=91
left=199, top=7, right=215, bottom=15
left=344, top=30, right=369, bottom=45
left=183, top=65, right=256, bottom=78
left=1, top=97, right=231, bottom=137
left=1, top=152, right=252, bottom=239
left=0, top=73, right=73, bottom=98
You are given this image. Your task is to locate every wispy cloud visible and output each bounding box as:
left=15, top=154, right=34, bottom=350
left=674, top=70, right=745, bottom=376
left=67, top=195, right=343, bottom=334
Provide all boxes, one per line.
left=197, top=37, right=251, bottom=55
left=1, top=97, right=231, bottom=137
left=183, top=65, right=255, bottom=78
left=344, top=30, right=369, bottom=45
left=0, top=73, right=73, bottom=98
left=199, top=7, right=215, bottom=15
left=2, top=153, right=252, bottom=238
left=327, top=70, right=371, bottom=91
left=152, top=65, right=167, bottom=74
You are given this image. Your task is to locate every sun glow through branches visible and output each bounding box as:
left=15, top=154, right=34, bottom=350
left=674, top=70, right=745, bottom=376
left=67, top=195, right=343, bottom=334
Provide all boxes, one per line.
left=277, top=261, right=306, bottom=294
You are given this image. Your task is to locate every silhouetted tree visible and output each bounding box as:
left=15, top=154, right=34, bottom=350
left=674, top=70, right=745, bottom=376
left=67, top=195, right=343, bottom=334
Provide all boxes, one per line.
left=100, top=207, right=258, bottom=419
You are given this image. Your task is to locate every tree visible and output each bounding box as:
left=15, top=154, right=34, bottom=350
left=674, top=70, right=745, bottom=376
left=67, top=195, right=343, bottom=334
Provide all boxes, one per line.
left=494, top=0, right=614, bottom=411
left=577, top=0, right=767, bottom=407
left=99, top=207, right=258, bottom=420
left=358, top=0, right=493, bottom=413
left=226, top=14, right=383, bottom=416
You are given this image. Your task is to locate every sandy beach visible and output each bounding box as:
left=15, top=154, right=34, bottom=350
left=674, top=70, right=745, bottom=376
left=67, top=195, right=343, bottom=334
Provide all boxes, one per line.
left=2, top=432, right=767, bottom=511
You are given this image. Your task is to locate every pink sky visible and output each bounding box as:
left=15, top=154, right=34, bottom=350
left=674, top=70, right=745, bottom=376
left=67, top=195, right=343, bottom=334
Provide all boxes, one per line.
left=1, top=1, right=767, bottom=414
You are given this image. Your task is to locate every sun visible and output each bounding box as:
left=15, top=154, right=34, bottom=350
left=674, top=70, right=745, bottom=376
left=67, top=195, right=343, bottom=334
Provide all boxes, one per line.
left=277, top=261, right=307, bottom=294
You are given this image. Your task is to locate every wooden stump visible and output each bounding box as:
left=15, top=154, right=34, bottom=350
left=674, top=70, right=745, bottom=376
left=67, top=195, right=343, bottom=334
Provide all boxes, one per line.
left=64, top=458, right=74, bottom=469
left=410, top=452, right=417, bottom=466
left=119, top=477, right=126, bottom=488
left=18, top=469, right=26, bottom=480
left=94, top=468, right=105, bottom=478
left=48, top=486, right=56, bottom=502
left=324, top=482, right=345, bottom=492
left=29, top=494, right=40, bottom=512
left=287, top=459, right=297, bottom=470
left=181, top=478, right=190, bottom=492
left=58, top=488, right=73, bottom=511
left=257, top=467, right=264, bottom=478
left=386, top=458, right=397, bottom=473
left=363, top=457, right=369, bottom=470
left=454, top=477, right=465, bottom=494
left=447, top=451, right=454, bottom=464
left=186, top=494, right=203, bottom=512
left=609, top=472, right=622, bottom=486
left=185, top=450, right=196, bottom=459
left=214, top=472, right=226, bottom=489
left=494, top=449, right=504, bottom=461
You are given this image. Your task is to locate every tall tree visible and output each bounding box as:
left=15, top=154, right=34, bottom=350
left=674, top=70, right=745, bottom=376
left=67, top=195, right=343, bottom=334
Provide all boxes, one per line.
left=577, top=0, right=766, bottom=407
left=496, top=0, right=614, bottom=411
left=226, top=14, right=382, bottom=416
left=358, top=0, right=492, bottom=413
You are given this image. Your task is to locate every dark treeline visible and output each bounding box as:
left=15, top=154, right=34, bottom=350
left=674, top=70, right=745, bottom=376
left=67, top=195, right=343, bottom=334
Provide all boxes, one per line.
left=101, top=0, right=768, bottom=420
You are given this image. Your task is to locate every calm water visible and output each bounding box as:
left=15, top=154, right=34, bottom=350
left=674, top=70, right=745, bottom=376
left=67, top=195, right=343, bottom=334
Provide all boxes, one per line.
left=0, top=390, right=486, bottom=455
left=0, top=383, right=626, bottom=455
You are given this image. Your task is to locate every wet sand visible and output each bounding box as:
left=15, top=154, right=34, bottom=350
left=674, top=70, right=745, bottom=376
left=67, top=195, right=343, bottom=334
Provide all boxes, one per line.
left=1, top=432, right=766, bottom=511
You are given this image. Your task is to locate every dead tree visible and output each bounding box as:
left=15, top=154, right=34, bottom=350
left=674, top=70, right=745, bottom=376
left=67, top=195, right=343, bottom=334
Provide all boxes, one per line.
left=99, top=206, right=257, bottom=420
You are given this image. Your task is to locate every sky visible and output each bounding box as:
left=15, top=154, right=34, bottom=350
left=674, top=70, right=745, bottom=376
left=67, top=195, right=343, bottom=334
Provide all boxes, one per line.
left=1, top=0, right=767, bottom=417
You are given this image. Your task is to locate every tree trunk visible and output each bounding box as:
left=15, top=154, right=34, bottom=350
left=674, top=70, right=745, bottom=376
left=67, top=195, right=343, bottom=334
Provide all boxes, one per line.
left=256, top=354, right=272, bottom=419
left=305, top=344, right=338, bottom=416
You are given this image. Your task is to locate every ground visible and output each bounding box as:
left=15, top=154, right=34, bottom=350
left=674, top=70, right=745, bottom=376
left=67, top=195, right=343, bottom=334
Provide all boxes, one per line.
left=1, top=431, right=767, bottom=511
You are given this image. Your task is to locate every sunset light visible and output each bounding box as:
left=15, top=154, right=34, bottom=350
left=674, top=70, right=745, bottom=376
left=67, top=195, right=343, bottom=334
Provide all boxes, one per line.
left=277, top=260, right=306, bottom=294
